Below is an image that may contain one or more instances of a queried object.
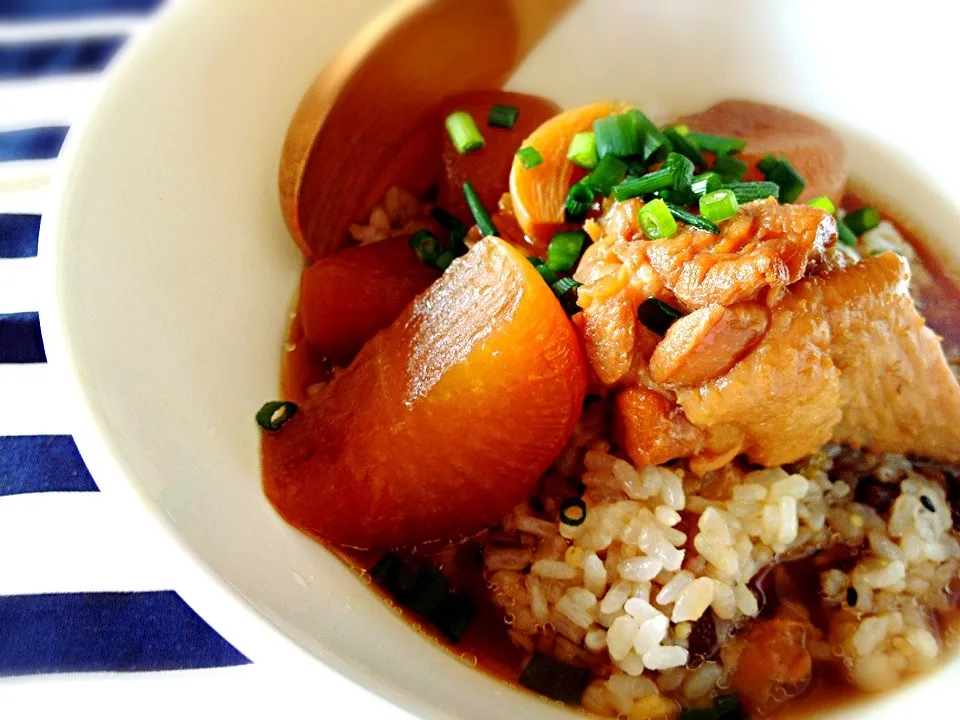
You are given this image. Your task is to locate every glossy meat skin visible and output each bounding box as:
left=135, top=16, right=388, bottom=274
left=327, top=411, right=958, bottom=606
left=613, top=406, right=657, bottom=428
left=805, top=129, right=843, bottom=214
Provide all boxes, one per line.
left=678, top=100, right=848, bottom=207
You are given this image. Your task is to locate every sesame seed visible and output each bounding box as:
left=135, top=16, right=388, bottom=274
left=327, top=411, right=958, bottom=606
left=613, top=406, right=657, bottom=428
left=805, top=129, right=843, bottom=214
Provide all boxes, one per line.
left=921, top=495, right=936, bottom=512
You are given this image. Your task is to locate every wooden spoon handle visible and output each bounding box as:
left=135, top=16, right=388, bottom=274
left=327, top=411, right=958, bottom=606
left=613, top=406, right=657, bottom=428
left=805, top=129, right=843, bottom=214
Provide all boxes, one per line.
left=279, top=0, right=577, bottom=260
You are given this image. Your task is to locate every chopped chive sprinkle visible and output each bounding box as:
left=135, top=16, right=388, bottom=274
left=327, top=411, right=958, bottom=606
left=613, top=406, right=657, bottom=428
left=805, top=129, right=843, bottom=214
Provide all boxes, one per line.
left=666, top=152, right=695, bottom=193
left=836, top=216, right=858, bottom=247
left=807, top=196, right=836, bottom=214
left=528, top=257, right=559, bottom=286
left=487, top=103, right=519, bottom=129
left=410, top=228, right=442, bottom=265
left=462, top=181, right=498, bottom=236
left=664, top=126, right=706, bottom=168
left=699, top=189, right=739, bottom=224
left=547, top=230, right=587, bottom=273
left=516, top=146, right=543, bottom=169
left=567, top=132, right=599, bottom=170
left=560, top=497, right=587, bottom=526
left=687, top=131, right=746, bottom=156
left=613, top=168, right=675, bottom=201
left=757, top=154, right=806, bottom=203
left=430, top=207, right=463, bottom=232
left=565, top=181, right=596, bottom=221
left=713, top=152, right=748, bottom=183
left=594, top=111, right=642, bottom=160
left=691, top=171, right=723, bottom=197
left=256, top=401, right=299, bottom=431
left=444, top=111, right=484, bottom=154
left=637, top=297, right=683, bottom=335
left=583, top=154, right=628, bottom=196
left=844, top=206, right=880, bottom=236
left=665, top=202, right=720, bottom=234
left=631, top=109, right=670, bottom=162
left=638, top=198, right=678, bottom=240
left=518, top=652, right=591, bottom=705
left=551, top=277, right=582, bottom=315
left=434, top=251, right=454, bottom=270
left=723, top=181, right=780, bottom=203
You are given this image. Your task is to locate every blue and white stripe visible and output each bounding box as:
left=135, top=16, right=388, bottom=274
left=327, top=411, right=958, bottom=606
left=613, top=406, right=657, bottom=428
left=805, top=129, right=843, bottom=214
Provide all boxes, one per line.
left=0, top=0, right=251, bottom=691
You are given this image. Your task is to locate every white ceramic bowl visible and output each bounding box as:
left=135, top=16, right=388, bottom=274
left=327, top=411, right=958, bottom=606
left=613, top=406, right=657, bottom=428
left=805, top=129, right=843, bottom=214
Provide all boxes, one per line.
left=39, top=0, right=960, bottom=717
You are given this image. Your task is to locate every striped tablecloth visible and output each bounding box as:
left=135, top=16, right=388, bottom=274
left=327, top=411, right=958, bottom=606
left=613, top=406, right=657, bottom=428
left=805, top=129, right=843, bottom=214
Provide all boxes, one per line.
left=0, top=2, right=376, bottom=716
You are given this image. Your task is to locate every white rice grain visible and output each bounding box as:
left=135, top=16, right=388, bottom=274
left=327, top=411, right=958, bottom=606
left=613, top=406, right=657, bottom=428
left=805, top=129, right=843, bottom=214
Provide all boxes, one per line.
left=642, top=645, right=689, bottom=670
left=671, top=578, right=715, bottom=623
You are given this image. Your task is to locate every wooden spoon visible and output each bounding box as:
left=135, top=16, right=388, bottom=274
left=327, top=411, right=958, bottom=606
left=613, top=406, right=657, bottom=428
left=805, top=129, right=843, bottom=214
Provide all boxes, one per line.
left=279, top=0, right=577, bottom=261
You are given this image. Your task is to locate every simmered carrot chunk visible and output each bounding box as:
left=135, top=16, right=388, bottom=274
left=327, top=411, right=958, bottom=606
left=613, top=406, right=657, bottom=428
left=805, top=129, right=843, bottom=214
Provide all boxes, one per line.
left=298, top=234, right=440, bottom=364
left=264, top=237, right=587, bottom=548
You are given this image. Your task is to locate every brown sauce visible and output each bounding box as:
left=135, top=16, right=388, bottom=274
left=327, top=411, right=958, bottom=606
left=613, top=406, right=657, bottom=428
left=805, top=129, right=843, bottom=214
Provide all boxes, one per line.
left=274, top=191, right=960, bottom=717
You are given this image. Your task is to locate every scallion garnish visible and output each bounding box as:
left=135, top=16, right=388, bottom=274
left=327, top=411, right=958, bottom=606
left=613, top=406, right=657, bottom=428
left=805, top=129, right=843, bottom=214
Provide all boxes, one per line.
left=528, top=257, right=559, bottom=286
left=430, top=207, right=462, bottom=232
left=807, top=196, right=836, bottom=214
left=637, top=297, right=684, bottom=335
left=630, top=109, right=670, bottom=162
left=487, top=103, right=519, bottom=129
left=594, top=111, right=642, bottom=159
left=613, top=168, right=674, bottom=201
left=434, top=251, right=454, bottom=270
left=687, top=131, right=746, bottom=156
left=679, top=693, right=748, bottom=720
left=691, top=171, right=723, bottom=197
left=567, top=132, right=598, bottom=170
left=757, top=154, right=806, bottom=203
left=444, top=111, right=484, bottom=154
left=665, top=126, right=706, bottom=168
left=410, top=228, right=442, bottom=265
left=565, top=181, right=595, bottom=221
left=256, top=401, right=299, bottom=432
left=665, top=201, right=720, bottom=234
left=518, top=652, right=591, bottom=705
left=583, top=154, right=628, bottom=196
left=836, top=216, right=858, bottom=247
left=723, top=181, right=780, bottom=204
left=559, top=497, right=587, bottom=526
left=713, top=152, right=748, bottom=183
left=638, top=198, right=678, bottom=240
left=516, top=146, right=543, bottom=169
left=462, top=181, right=498, bottom=236
left=551, top=277, right=582, bottom=315
left=699, top=189, right=739, bottom=224
left=844, top=206, right=880, bottom=236
left=666, top=152, right=695, bottom=193
left=547, top=230, right=587, bottom=273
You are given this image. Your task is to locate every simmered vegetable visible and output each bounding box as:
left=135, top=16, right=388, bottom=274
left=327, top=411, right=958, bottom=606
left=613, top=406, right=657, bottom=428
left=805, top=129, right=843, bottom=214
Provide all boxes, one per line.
left=264, top=237, right=587, bottom=548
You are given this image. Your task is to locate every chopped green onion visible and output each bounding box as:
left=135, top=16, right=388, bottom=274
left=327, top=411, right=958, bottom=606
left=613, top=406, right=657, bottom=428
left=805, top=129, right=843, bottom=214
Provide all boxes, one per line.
left=444, top=111, right=484, bottom=154
left=638, top=198, right=678, bottom=240
left=487, top=103, right=519, bottom=129
left=713, top=693, right=747, bottom=720
left=757, top=154, right=806, bottom=203
left=673, top=124, right=689, bottom=135
left=665, top=126, right=706, bottom=168
left=519, top=652, right=591, bottom=705
left=630, top=109, right=670, bottom=162
left=551, top=277, right=582, bottom=315
left=807, top=196, right=836, bottom=214
left=666, top=152, right=695, bottom=192
left=688, top=131, right=746, bottom=156
left=844, top=206, right=880, bottom=236
left=547, top=231, right=586, bottom=273
left=515, top=146, right=543, bottom=169
left=637, top=297, right=684, bottom=335
left=723, top=181, right=780, bottom=203
left=713, top=152, right=748, bottom=183
left=594, top=111, right=642, bottom=159
left=565, top=181, right=595, bottom=221
left=528, top=257, right=558, bottom=286
left=691, top=172, right=724, bottom=197
left=560, top=497, right=587, bottom=526
left=410, top=228, right=442, bottom=265
left=699, top=189, right=739, bottom=224
left=613, top=168, right=674, bottom=201
left=567, top=132, right=598, bottom=170
left=434, top=251, right=454, bottom=270
left=656, top=187, right=698, bottom=208
left=256, top=401, right=299, bottom=431
left=666, top=202, right=720, bottom=234
left=430, top=208, right=468, bottom=258
left=430, top=207, right=463, bottom=232
left=462, top=181, right=498, bottom=236
left=583, top=154, right=628, bottom=196
left=837, top=216, right=858, bottom=247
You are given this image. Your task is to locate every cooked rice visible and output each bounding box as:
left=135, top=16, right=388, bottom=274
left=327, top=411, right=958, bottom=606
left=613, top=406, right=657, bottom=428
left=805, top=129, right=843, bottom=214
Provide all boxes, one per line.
left=348, top=186, right=429, bottom=244
left=483, top=404, right=960, bottom=717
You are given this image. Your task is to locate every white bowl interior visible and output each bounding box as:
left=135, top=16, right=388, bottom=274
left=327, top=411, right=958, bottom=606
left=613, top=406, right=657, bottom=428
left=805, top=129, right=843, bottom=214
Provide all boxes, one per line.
left=41, top=1, right=960, bottom=718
